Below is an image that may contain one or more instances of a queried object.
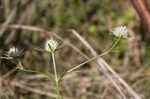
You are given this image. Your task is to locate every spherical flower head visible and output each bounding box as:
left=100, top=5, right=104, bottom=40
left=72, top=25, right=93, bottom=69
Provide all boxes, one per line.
left=45, top=38, right=58, bottom=53
left=8, top=47, right=19, bottom=57
left=112, top=26, right=128, bottom=38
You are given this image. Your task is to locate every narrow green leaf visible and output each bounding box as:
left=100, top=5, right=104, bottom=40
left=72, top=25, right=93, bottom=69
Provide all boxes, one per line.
left=21, top=68, right=55, bottom=81
left=48, top=43, right=53, bottom=53
left=44, top=72, right=55, bottom=81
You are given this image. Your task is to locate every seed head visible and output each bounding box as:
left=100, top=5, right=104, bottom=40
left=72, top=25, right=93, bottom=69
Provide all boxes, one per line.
left=45, top=38, right=58, bottom=53
left=112, top=26, right=128, bottom=38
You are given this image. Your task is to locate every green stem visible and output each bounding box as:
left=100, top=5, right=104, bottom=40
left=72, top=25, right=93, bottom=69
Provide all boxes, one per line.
left=52, top=53, right=58, bottom=81
left=67, top=37, right=121, bottom=74
left=51, top=53, right=61, bottom=99
left=109, top=36, right=121, bottom=52
left=56, top=80, right=61, bottom=99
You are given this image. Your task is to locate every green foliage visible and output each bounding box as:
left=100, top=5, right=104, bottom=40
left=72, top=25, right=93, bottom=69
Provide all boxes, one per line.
left=89, top=24, right=97, bottom=35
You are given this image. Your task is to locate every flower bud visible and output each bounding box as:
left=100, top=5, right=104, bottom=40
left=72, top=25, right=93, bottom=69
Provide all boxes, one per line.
left=8, top=47, right=19, bottom=57
left=45, top=38, right=58, bottom=53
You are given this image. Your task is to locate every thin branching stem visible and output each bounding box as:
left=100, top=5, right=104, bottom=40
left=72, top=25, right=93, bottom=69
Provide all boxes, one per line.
left=67, top=37, right=121, bottom=74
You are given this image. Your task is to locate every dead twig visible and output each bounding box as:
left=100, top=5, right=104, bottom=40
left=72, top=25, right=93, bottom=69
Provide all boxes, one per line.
left=131, top=0, right=150, bottom=34
left=1, top=77, right=70, bottom=99
left=10, top=81, right=57, bottom=98
left=2, top=67, right=17, bottom=78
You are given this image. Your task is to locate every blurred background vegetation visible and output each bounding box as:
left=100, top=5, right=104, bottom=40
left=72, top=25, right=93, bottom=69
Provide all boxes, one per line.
left=0, top=0, right=150, bottom=99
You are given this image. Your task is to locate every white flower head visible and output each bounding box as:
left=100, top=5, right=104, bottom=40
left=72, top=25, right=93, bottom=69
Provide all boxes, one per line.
left=112, top=26, right=128, bottom=38
left=45, top=38, right=58, bottom=53
left=8, top=47, right=19, bottom=57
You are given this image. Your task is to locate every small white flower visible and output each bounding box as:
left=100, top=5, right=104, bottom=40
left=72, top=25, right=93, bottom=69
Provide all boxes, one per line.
left=8, top=47, right=19, bottom=57
left=112, top=26, right=128, bottom=38
left=45, top=38, right=58, bottom=53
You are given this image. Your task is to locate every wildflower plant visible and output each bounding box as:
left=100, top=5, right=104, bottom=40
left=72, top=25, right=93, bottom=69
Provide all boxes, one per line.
left=10, top=26, right=128, bottom=99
